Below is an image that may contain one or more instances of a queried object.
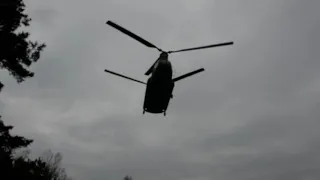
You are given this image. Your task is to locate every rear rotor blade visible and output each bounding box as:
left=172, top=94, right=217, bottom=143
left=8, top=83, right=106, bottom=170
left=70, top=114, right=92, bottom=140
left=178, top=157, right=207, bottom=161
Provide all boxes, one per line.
left=173, top=68, right=205, bottom=82
left=168, top=42, right=234, bottom=54
left=104, top=69, right=146, bottom=85
left=144, top=59, right=159, bottom=76
left=106, top=21, right=161, bottom=50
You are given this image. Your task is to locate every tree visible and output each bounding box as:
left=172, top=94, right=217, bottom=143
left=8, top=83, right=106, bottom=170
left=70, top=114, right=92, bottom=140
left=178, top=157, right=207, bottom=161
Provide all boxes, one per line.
left=0, top=116, right=73, bottom=180
left=0, top=0, right=46, bottom=91
left=39, top=149, right=72, bottom=180
left=0, top=115, right=33, bottom=178
left=0, top=115, right=33, bottom=159
left=124, top=175, right=133, bottom=180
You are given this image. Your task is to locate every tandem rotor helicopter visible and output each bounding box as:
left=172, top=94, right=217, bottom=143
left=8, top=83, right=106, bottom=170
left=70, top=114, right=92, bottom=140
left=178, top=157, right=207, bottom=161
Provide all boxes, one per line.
left=104, top=20, right=234, bottom=116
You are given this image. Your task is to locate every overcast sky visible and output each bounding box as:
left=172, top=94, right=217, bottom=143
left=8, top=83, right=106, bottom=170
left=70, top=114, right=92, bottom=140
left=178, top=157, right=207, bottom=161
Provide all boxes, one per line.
left=1, top=0, right=320, bottom=180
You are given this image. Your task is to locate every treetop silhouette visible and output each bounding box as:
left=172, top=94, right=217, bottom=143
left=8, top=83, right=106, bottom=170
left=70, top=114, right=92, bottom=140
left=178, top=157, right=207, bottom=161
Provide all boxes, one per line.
left=0, top=0, right=46, bottom=91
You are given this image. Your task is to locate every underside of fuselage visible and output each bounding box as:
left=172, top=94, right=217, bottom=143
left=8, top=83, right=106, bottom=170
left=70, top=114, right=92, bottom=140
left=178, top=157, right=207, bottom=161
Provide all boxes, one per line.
left=143, top=60, right=174, bottom=116
left=143, top=78, right=174, bottom=116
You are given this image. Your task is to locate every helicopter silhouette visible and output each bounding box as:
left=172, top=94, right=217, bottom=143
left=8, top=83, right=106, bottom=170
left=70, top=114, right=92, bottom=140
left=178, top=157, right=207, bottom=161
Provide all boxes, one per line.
left=104, top=20, right=234, bottom=116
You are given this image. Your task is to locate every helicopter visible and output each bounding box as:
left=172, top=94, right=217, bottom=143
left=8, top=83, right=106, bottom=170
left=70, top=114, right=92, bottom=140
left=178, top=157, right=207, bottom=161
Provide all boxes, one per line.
left=104, top=20, right=234, bottom=116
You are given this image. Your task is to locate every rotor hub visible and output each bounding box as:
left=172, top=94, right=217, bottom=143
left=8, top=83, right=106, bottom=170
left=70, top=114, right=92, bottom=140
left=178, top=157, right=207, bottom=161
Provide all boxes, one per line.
left=160, top=52, right=168, bottom=57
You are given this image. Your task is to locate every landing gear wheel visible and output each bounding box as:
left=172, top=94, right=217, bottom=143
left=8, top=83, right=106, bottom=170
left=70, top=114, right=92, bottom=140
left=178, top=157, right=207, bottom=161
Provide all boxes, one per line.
left=163, top=111, right=166, bottom=116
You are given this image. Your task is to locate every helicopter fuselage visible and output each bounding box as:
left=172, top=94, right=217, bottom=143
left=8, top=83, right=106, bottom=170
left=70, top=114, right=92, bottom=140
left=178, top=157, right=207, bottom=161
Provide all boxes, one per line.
left=105, top=20, right=233, bottom=116
left=143, top=58, right=174, bottom=115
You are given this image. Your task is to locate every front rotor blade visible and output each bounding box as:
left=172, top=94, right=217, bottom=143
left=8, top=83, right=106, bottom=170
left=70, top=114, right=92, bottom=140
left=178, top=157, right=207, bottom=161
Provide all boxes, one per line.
left=104, top=69, right=146, bottom=85
left=168, top=42, right=234, bottom=54
left=106, top=21, right=160, bottom=49
left=173, top=68, right=205, bottom=82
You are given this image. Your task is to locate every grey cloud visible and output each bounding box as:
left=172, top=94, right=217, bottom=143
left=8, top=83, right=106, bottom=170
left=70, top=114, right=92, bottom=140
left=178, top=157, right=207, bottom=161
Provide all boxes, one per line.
left=1, top=0, right=320, bottom=180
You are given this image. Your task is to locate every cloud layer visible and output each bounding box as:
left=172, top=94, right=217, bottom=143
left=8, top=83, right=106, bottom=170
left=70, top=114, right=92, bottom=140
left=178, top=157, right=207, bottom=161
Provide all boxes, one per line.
left=1, top=0, right=320, bottom=180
